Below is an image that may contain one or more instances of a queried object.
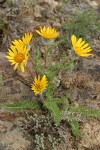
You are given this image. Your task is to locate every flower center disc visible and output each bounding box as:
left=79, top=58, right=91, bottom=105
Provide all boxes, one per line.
left=35, top=84, right=41, bottom=91
left=15, top=53, right=25, bottom=63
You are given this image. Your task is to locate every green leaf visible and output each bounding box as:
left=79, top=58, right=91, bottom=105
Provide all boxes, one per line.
left=58, top=60, right=74, bottom=71
left=44, top=98, right=63, bottom=124
left=69, top=119, right=82, bottom=137
left=46, top=65, right=58, bottom=81
left=69, top=104, right=100, bottom=118
left=0, top=101, right=39, bottom=111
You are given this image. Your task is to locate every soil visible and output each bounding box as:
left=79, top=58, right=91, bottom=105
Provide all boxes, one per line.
left=0, top=0, right=100, bottom=150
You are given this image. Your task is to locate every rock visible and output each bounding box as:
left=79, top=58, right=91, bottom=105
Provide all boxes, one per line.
left=78, top=120, right=100, bottom=149
left=0, top=120, right=31, bottom=150
left=0, top=77, right=34, bottom=103
left=0, top=52, right=15, bottom=79
left=0, top=52, right=34, bottom=103
left=83, top=57, right=100, bottom=82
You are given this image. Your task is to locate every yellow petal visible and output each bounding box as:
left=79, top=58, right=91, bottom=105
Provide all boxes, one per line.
left=41, top=75, right=47, bottom=84
left=14, top=63, right=18, bottom=70
left=79, top=53, right=93, bottom=57
left=71, top=35, right=77, bottom=46
left=6, top=56, right=14, bottom=60
left=8, top=59, right=15, bottom=63
left=20, top=63, right=25, bottom=72
left=79, top=41, right=85, bottom=47
left=8, top=49, right=15, bottom=56
left=76, top=38, right=82, bottom=46
left=36, top=30, right=42, bottom=36
left=11, top=62, right=16, bottom=65
left=83, top=48, right=92, bottom=53
left=82, top=43, right=89, bottom=49
left=10, top=45, right=17, bottom=54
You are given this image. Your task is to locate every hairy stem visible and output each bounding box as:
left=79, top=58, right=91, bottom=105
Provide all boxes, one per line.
left=44, top=46, right=47, bottom=68
left=27, top=65, right=34, bottom=80
left=29, top=54, right=34, bottom=69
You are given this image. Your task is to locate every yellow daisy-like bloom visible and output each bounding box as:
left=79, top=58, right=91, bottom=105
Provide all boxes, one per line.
left=31, top=75, right=48, bottom=95
left=12, top=39, right=24, bottom=46
left=36, top=26, right=59, bottom=39
left=71, top=35, right=93, bottom=57
left=22, top=33, right=33, bottom=45
left=6, top=41, right=28, bottom=72
left=12, top=33, right=33, bottom=51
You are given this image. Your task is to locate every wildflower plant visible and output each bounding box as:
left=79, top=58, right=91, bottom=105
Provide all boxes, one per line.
left=2, top=24, right=99, bottom=149
left=5, top=27, right=94, bottom=115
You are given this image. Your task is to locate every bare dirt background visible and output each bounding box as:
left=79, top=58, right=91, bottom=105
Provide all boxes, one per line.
left=0, top=0, right=100, bottom=150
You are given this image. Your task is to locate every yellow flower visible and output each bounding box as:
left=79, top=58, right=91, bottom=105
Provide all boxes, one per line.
left=12, top=33, right=33, bottom=51
left=71, top=35, right=93, bottom=57
left=22, top=33, right=33, bottom=45
left=12, top=39, right=24, bottom=46
left=6, top=40, right=28, bottom=72
left=36, top=26, right=59, bottom=39
left=31, top=75, right=48, bottom=95
left=12, top=33, right=33, bottom=46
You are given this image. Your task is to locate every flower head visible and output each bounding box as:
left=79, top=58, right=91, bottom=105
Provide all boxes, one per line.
left=31, top=75, right=48, bottom=95
left=6, top=40, right=28, bottom=72
left=36, top=26, right=59, bottom=39
left=22, top=33, right=33, bottom=45
left=71, top=35, right=93, bottom=57
left=12, top=39, right=24, bottom=46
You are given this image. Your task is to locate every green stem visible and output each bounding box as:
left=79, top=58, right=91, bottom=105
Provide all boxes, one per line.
left=44, top=46, right=47, bottom=68
left=29, top=53, right=39, bottom=78
left=26, top=65, right=34, bottom=80
left=29, top=54, right=34, bottom=69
